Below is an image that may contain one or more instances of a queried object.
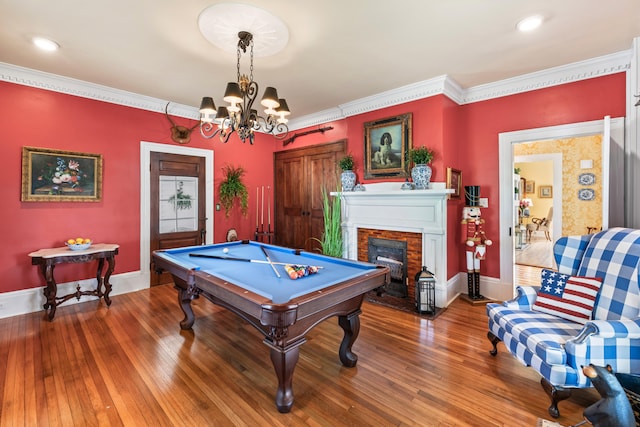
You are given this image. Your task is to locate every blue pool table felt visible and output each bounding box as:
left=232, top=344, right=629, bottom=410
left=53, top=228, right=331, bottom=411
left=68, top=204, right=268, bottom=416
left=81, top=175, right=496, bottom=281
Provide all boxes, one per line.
left=156, top=241, right=378, bottom=303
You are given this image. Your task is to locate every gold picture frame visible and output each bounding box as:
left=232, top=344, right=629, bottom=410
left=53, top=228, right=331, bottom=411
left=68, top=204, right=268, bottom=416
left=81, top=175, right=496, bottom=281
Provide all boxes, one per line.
left=525, top=180, right=535, bottom=194
left=446, top=167, right=462, bottom=199
left=21, top=146, right=103, bottom=202
left=539, top=185, right=552, bottom=198
left=363, top=113, right=412, bottom=179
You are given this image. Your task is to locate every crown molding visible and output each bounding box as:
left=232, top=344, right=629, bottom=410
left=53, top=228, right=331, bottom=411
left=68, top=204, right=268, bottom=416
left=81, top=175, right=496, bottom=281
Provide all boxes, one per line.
left=461, top=50, right=631, bottom=104
left=288, top=51, right=630, bottom=130
left=1, top=48, right=632, bottom=131
left=0, top=62, right=198, bottom=119
left=288, top=75, right=464, bottom=130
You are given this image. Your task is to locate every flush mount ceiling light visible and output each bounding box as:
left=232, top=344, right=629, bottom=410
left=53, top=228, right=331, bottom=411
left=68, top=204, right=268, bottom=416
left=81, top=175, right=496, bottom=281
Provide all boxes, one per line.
left=516, top=15, right=544, bottom=32
left=197, top=3, right=290, bottom=144
left=32, top=36, right=59, bottom=51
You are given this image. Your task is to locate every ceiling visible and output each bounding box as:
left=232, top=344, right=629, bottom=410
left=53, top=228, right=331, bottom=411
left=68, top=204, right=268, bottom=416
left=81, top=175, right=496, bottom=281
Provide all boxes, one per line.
left=2, top=0, right=640, bottom=122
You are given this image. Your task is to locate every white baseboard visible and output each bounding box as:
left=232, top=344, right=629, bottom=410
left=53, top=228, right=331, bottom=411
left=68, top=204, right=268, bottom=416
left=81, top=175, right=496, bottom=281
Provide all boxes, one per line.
left=0, top=271, right=147, bottom=320
left=445, top=272, right=514, bottom=305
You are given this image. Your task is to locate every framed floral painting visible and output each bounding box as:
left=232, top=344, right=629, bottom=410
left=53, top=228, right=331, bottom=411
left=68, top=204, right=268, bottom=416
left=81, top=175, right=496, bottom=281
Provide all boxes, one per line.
left=21, top=146, right=103, bottom=202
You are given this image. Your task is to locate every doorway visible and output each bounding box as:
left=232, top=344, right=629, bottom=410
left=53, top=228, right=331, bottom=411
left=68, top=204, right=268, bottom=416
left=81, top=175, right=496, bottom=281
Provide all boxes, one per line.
left=150, top=152, right=207, bottom=286
left=514, top=154, right=562, bottom=271
left=497, top=117, right=625, bottom=300
left=140, top=142, right=214, bottom=288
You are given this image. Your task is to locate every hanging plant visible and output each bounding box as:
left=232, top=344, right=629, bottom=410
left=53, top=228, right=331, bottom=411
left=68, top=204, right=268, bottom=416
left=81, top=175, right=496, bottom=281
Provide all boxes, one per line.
left=219, top=164, right=249, bottom=217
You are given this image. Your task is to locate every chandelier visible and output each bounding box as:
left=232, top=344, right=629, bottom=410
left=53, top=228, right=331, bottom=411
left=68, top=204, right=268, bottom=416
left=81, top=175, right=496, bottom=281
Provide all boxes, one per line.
left=199, top=31, right=290, bottom=144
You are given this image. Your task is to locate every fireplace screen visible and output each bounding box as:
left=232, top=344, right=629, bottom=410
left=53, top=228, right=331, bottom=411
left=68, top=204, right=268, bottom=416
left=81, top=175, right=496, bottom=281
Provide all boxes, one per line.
left=368, top=237, right=408, bottom=297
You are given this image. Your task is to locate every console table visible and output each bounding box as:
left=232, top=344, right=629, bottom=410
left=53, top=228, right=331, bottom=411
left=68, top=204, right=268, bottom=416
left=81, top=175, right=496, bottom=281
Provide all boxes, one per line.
left=29, top=243, right=119, bottom=320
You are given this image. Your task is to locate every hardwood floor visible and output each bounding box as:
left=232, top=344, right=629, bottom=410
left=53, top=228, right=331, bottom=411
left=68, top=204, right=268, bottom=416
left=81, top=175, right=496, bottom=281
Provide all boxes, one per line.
left=516, top=235, right=554, bottom=269
left=515, top=234, right=555, bottom=288
left=0, top=284, right=598, bottom=426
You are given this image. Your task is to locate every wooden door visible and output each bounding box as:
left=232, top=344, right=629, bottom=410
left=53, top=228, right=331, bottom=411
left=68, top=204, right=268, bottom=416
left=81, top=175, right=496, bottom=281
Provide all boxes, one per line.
left=150, top=152, right=207, bottom=286
left=274, top=140, right=345, bottom=252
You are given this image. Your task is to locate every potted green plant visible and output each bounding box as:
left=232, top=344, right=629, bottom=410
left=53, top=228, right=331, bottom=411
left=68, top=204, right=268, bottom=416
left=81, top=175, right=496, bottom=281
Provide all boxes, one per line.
left=409, top=146, right=435, bottom=165
left=338, top=154, right=355, bottom=171
left=219, top=164, right=248, bottom=217
left=338, top=154, right=356, bottom=191
left=409, top=146, right=435, bottom=189
left=312, top=187, right=343, bottom=257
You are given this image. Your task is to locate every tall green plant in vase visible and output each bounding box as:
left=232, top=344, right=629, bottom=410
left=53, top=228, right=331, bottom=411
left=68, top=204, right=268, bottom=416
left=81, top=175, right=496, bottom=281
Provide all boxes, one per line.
left=219, top=164, right=249, bottom=217
left=312, top=187, right=343, bottom=257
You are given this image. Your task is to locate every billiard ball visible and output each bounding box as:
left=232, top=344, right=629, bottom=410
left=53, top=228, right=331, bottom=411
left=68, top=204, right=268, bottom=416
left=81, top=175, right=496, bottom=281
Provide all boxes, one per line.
left=223, top=248, right=229, bottom=254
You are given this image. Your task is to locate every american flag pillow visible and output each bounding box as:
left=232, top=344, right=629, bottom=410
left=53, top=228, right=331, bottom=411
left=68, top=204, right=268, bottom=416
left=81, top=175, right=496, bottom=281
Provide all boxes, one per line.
left=532, top=268, right=603, bottom=324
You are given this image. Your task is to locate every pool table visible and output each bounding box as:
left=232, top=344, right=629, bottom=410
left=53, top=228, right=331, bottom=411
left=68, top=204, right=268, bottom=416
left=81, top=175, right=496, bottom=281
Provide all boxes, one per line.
left=152, top=240, right=389, bottom=413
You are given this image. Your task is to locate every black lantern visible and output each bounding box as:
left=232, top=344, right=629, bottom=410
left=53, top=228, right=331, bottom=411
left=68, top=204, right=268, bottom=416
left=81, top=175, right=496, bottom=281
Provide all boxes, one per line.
left=415, top=266, right=436, bottom=314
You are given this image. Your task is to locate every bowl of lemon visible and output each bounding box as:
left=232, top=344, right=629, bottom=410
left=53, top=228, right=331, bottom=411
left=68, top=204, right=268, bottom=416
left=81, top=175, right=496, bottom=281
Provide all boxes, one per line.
left=66, top=237, right=92, bottom=251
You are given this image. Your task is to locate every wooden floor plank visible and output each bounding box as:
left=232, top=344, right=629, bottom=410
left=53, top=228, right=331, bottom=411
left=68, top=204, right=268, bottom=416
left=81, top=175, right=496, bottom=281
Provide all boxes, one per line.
left=0, top=284, right=598, bottom=426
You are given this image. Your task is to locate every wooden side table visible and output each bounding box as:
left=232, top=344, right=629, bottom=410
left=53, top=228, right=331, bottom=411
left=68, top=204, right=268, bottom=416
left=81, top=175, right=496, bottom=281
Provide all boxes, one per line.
left=29, top=243, right=119, bottom=320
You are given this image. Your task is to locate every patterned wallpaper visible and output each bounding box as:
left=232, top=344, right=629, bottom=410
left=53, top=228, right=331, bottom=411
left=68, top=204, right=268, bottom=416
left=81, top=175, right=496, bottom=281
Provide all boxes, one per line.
left=514, top=135, right=602, bottom=237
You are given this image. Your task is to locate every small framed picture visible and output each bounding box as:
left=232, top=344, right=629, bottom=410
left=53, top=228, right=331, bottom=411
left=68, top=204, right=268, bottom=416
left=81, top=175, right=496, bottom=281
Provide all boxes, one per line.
left=539, top=185, right=552, bottom=198
left=525, top=180, right=535, bottom=194
left=446, top=167, right=461, bottom=199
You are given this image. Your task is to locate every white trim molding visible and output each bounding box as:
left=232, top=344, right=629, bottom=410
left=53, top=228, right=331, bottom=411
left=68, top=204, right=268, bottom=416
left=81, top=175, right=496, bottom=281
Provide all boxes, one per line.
left=139, top=142, right=214, bottom=289
left=0, top=47, right=632, bottom=130
left=0, top=271, right=146, bottom=320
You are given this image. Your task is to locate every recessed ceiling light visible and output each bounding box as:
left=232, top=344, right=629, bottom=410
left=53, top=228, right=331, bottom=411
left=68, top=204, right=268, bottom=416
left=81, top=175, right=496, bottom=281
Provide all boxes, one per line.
left=516, top=15, right=544, bottom=32
left=32, top=37, right=59, bottom=51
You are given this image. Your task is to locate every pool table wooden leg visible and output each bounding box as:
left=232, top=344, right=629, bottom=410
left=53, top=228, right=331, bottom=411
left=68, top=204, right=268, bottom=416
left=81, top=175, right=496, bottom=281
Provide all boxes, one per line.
left=173, top=277, right=196, bottom=330
left=338, top=310, right=361, bottom=367
left=268, top=340, right=305, bottom=413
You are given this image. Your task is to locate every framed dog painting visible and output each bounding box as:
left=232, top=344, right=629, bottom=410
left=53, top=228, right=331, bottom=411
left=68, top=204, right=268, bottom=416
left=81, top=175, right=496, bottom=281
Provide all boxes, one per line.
left=363, top=113, right=412, bottom=179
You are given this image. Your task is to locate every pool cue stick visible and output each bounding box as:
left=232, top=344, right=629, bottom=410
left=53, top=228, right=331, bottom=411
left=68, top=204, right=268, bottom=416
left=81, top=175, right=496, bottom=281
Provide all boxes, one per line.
left=188, top=253, right=324, bottom=268
left=260, top=246, right=281, bottom=278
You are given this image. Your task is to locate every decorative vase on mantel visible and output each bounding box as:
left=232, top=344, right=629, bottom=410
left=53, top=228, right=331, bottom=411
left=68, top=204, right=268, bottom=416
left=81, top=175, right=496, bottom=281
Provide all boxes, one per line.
left=411, top=164, right=432, bottom=189
left=338, top=153, right=356, bottom=192
left=340, top=170, right=356, bottom=192
left=408, top=146, right=435, bottom=190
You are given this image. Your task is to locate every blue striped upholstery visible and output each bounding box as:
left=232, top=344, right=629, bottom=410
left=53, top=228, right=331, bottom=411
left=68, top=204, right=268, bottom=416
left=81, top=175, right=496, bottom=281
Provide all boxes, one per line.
left=487, top=228, right=640, bottom=389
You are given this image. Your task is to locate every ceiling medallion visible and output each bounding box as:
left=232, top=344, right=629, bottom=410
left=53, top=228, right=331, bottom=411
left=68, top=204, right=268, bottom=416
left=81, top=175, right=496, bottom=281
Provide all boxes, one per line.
left=197, top=4, right=290, bottom=144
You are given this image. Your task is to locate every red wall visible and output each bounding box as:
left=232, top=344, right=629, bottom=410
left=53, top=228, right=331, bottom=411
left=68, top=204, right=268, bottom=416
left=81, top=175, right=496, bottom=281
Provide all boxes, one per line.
left=0, top=72, right=627, bottom=294
left=456, top=74, right=626, bottom=278
left=0, top=82, right=275, bottom=293
left=274, top=74, right=627, bottom=280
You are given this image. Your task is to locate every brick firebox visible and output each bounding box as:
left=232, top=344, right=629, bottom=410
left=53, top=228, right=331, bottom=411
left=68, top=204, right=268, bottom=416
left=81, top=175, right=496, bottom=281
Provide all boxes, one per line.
left=357, top=228, right=422, bottom=301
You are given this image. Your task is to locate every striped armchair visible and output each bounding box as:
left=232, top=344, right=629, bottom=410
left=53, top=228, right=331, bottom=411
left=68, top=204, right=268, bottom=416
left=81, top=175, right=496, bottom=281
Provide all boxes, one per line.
left=487, top=227, right=640, bottom=418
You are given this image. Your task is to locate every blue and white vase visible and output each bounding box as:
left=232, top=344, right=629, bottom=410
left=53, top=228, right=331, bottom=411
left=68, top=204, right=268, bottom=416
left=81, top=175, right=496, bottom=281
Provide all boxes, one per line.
left=411, top=164, right=432, bottom=189
left=340, top=170, right=356, bottom=192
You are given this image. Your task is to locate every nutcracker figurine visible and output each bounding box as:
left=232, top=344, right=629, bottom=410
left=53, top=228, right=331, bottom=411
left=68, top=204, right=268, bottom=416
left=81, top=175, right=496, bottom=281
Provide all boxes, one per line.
left=461, top=187, right=492, bottom=300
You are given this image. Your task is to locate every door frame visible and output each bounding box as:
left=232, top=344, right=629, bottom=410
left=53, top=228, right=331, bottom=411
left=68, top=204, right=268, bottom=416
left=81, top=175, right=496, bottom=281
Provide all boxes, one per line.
left=140, top=142, right=214, bottom=287
left=497, top=117, right=624, bottom=299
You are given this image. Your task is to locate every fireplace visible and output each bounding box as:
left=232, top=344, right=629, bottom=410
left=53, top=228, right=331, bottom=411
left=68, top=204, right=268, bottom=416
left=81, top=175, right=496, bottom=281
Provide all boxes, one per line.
left=368, top=237, right=408, bottom=297
left=333, top=182, right=452, bottom=308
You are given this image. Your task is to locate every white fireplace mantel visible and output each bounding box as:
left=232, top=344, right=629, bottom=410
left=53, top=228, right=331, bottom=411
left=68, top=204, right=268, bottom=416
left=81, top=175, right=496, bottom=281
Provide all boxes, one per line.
left=332, top=182, right=453, bottom=307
